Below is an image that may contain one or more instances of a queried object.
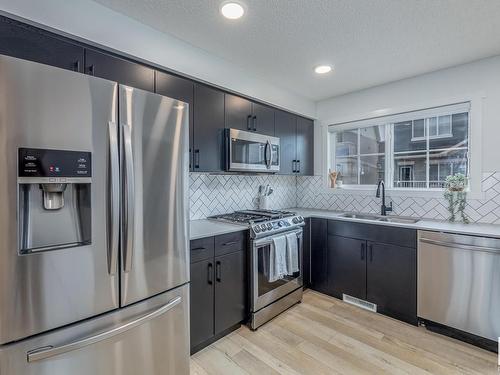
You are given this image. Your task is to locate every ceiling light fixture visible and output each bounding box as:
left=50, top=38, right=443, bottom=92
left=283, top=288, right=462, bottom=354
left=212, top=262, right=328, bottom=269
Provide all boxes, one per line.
left=220, top=2, right=245, bottom=20
left=314, top=65, right=333, bottom=74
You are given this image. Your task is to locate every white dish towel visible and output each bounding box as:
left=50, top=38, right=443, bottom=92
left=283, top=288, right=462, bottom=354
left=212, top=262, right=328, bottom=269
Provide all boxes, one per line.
left=269, top=235, right=288, bottom=282
left=285, top=232, right=299, bottom=274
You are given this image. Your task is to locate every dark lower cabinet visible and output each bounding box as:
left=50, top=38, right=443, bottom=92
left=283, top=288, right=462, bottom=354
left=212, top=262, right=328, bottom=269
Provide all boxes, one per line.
left=84, top=49, right=154, bottom=92
left=214, top=251, right=246, bottom=333
left=309, top=219, right=417, bottom=325
left=0, top=15, right=83, bottom=72
left=327, top=235, right=367, bottom=300
left=310, top=218, right=328, bottom=293
left=302, top=218, right=311, bottom=288
left=190, top=231, right=247, bottom=354
left=366, top=242, right=417, bottom=324
left=190, top=259, right=214, bottom=349
left=193, top=84, right=225, bottom=172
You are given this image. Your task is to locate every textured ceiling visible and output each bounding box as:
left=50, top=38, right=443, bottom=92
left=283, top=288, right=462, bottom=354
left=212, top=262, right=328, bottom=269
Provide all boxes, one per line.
left=93, top=0, right=500, bottom=101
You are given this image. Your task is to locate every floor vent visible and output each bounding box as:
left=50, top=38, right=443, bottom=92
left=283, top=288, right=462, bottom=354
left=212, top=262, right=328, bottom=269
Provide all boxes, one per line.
left=342, top=294, right=377, bottom=312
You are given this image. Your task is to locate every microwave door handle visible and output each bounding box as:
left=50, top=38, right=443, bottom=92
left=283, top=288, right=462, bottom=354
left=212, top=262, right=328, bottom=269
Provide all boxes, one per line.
left=122, top=123, right=135, bottom=273
left=265, top=141, right=271, bottom=169
left=107, top=121, right=119, bottom=275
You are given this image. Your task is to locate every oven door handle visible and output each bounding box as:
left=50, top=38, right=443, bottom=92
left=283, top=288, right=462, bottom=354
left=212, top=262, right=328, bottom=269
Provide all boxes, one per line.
left=253, top=229, right=303, bottom=247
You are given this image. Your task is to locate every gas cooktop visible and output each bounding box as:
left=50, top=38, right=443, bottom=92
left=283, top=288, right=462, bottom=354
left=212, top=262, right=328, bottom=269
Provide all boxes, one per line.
left=208, top=209, right=304, bottom=238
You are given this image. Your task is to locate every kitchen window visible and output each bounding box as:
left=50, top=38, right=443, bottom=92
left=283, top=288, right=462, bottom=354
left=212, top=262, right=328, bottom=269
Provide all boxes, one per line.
left=328, top=102, right=470, bottom=190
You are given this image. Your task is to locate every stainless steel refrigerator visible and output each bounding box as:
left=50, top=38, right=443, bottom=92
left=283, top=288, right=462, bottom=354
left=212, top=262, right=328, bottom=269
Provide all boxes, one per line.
left=0, top=55, right=190, bottom=374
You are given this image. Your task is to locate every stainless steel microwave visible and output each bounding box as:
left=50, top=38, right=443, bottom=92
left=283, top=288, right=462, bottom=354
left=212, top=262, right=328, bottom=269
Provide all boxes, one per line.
left=225, top=129, right=280, bottom=173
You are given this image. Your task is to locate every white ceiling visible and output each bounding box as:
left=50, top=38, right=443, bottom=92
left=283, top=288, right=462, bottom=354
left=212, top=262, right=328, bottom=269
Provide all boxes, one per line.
left=93, top=0, right=500, bottom=101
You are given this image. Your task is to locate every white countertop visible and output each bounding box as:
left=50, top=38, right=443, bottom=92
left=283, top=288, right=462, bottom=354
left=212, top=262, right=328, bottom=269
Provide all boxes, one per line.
left=190, top=219, right=248, bottom=240
left=190, top=208, right=500, bottom=240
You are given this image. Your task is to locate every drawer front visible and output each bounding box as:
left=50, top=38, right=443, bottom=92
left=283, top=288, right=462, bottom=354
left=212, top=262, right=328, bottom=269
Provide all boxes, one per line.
left=328, top=220, right=416, bottom=248
left=215, top=231, right=247, bottom=256
left=190, top=237, right=215, bottom=263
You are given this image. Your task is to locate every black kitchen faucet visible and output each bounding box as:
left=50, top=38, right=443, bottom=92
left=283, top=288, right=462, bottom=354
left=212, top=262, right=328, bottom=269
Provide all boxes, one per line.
left=376, top=180, right=393, bottom=216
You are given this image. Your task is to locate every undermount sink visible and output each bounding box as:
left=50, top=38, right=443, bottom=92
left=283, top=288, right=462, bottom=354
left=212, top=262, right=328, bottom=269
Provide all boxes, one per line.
left=340, top=213, right=420, bottom=224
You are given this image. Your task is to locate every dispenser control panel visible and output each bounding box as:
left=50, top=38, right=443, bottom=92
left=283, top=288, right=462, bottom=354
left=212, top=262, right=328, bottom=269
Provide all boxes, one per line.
left=18, top=148, right=92, bottom=178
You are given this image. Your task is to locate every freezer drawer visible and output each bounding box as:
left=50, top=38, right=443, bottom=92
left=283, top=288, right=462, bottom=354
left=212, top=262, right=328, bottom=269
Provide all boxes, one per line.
left=418, top=230, right=500, bottom=341
left=0, top=284, right=190, bottom=375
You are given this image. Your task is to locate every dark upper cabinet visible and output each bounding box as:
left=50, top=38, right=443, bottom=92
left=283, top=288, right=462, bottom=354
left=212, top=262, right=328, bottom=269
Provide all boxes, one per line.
left=193, top=84, right=225, bottom=172
left=327, top=234, right=367, bottom=300
left=275, top=110, right=297, bottom=175
left=225, top=94, right=252, bottom=131
left=0, top=16, right=83, bottom=72
left=225, top=94, right=275, bottom=135
left=367, top=241, right=417, bottom=325
left=155, top=71, right=194, bottom=169
left=84, top=49, right=154, bottom=92
left=310, top=218, right=328, bottom=294
left=190, top=258, right=215, bottom=352
left=296, top=117, right=314, bottom=175
left=252, top=102, right=275, bottom=136
left=214, top=251, right=246, bottom=333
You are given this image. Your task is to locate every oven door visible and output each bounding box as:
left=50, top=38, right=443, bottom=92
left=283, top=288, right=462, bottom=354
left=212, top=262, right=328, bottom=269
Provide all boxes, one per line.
left=251, top=229, right=303, bottom=312
left=226, top=128, right=279, bottom=173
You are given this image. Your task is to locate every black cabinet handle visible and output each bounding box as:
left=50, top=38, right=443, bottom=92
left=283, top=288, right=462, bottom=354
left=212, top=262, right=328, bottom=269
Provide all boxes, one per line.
left=87, top=64, right=95, bottom=76
left=292, top=160, right=297, bottom=173
left=246, top=115, right=252, bottom=130
left=215, top=261, right=221, bottom=282
left=222, top=241, right=238, bottom=246
left=73, top=60, right=80, bottom=72
left=297, top=160, right=301, bottom=174
left=252, top=116, right=257, bottom=131
left=189, top=148, right=192, bottom=169
left=208, top=263, right=213, bottom=285
left=361, top=243, right=365, bottom=260
left=194, top=149, right=200, bottom=169
left=369, top=244, right=373, bottom=262
left=191, top=247, right=206, bottom=251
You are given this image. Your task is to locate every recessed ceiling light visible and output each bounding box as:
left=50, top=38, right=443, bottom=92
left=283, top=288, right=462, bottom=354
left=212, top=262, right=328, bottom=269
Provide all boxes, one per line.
left=314, top=65, right=333, bottom=74
left=220, top=2, right=245, bottom=20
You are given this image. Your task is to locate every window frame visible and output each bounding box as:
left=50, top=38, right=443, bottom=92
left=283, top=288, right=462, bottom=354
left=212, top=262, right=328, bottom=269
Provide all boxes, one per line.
left=328, top=104, right=471, bottom=192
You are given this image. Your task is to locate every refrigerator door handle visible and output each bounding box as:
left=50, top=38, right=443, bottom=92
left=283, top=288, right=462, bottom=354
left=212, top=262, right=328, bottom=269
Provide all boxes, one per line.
left=27, top=296, right=182, bottom=362
left=108, top=121, right=119, bottom=275
left=122, top=123, right=135, bottom=273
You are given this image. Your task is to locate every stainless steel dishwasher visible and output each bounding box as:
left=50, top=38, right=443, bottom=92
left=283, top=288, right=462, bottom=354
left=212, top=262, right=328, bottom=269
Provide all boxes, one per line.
left=418, top=230, right=500, bottom=342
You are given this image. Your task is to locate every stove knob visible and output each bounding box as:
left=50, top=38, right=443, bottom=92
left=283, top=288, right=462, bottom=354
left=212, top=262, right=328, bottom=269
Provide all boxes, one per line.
left=292, top=218, right=298, bottom=224
left=297, top=216, right=304, bottom=222
left=254, top=226, right=261, bottom=233
left=261, top=224, right=267, bottom=231
left=278, top=221, right=284, bottom=227
left=267, top=223, right=273, bottom=230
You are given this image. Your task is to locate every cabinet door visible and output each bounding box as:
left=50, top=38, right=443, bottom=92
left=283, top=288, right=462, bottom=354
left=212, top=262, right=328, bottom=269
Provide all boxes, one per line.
left=190, top=259, right=215, bottom=351
left=296, top=117, right=314, bottom=176
left=328, top=235, right=367, bottom=300
left=225, top=93, right=252, bottom=131
left=214, top=251, right=246, bottom=334
left=367, top=242, right=417, bottom=325
left=252, top=102, right=275, bottom=136
left=0, top=16, right=84, bottom=72
left=155, top=71, right=194, bottom=169
left=193, top=84, right=225, bottom=172
left=310, top=218, right=328, bottom=293
left=85, top=49, right=154, bottom=92
left=275, top=110, right=297, bottom=175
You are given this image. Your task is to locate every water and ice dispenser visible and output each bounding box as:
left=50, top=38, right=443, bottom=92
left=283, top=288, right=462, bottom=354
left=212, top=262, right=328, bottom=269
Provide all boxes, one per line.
left=18, top=148, right=92, bottom=253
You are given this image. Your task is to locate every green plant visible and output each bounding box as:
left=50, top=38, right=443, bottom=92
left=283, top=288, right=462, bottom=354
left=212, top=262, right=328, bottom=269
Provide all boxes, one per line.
left=444, top=173, right=469, bottom=223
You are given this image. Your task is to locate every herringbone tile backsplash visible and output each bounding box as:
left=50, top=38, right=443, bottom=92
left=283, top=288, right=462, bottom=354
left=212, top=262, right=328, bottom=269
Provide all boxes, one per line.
left=189, top=172, right=500, bottom=224
left=297, top=172, right=500, bottom=225
left=189, top=173, right=296, bottom=220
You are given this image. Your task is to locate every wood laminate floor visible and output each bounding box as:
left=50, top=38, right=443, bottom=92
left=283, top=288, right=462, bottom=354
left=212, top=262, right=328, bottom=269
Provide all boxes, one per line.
left=190, top=290, right=499, bottom=375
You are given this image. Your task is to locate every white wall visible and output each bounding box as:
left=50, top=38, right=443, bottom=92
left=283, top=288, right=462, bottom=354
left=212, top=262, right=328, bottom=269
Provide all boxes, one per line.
left=316, top=55, right=500, bottom=174
left=0, top=0, right=315, bottom=118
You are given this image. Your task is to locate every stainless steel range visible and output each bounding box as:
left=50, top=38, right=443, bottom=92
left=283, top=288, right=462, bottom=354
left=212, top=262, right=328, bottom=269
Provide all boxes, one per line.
left=209, top=209, right=305, bottom=329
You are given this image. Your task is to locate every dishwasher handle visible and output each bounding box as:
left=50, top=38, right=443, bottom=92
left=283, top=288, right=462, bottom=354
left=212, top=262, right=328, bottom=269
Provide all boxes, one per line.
left=419, top=237, right=500, bottom=255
